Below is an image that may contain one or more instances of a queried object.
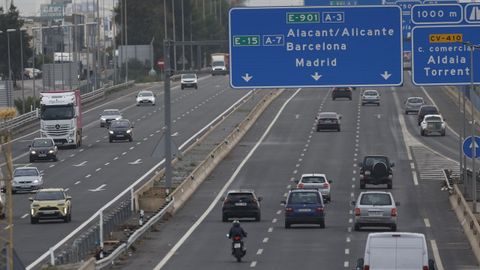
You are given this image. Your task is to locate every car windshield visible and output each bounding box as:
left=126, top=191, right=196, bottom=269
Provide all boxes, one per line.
left=32, top=139, right=54, bottom=147
left=319, top=113, right=337, bottom=119
left=360, top=193, right=392, bottom=206
left=421, top=107, right=438, bottom=114
left=301, top=176, right=326, bottom=183
left=138, top=92, right=153, bottom=97
left=426, top=116, right=442, bottom=122
left=40, top=105, right=74, bottom=120
left=227, top=193, right=254, bottom=202
left=182, top=74, right=196, bottom=79
left=364, top=156, right=388, bottom=166
left=288, top=192, right=320, bottom=204
left=34, top=191, right=65, bottom=201
left=408, top=98, right=423, bottom=103
left=14, top=169, right=39, bottom=177
left=111, top=121, right=130, bottom=128
left=364, top=91, right=378, bottom=96
left=103, top=110, right=120, bottom=116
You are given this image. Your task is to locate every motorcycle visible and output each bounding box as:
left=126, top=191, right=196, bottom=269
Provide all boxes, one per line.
left=227, top=234, right=246, bottom=262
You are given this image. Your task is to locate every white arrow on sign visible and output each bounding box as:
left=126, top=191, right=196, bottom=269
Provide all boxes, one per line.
left=73, top=161, right=87, bottom=167
left=89, top=184, right=107, bottom=192
left=381, top=71, right=392, bottom=80
left=128, top=159, right=143, bottom=165
left=311, top=72, right=322, bottom=81
left=470, top=140, right=479, bottom=150
left=242, top=73, right=253, bottom=82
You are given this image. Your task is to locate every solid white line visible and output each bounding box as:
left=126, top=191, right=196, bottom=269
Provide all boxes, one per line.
left=152, top=88, right=301, bottom=270
left=424, top=218, right=431, bottom=228
left=412, top=171, right=419, bottom=186
left=430, top=240, right=445, bottom=270
left=256, top=249, right=263, bottom=255
left=250, top=261, right=257, bottom=268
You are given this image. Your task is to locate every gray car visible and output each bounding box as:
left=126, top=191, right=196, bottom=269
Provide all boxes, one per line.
left=361, top=90, right=380, bottom=106
left=296, top=173, right=332, bottom=202
left=404, top=97, right=425, bottom=114
left=353, top=191, right=398, bottom=231
left=12, top=167, right=43, bottom=193
left=100, top=109, right=122, bottom=127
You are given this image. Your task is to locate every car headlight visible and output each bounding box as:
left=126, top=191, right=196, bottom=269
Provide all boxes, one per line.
left=115, top=117, right=122, bottom=120
left=30, top=151, right=36, bottom=155
left=48, top=150, right=55, bottom=154
left=126, top=129, right=132, bottom=134
left=109, top=130, right=114, bottom=134
left=100, top=118, right=106, bottom=121
left=32, top=203, right=40, bottom=207
left=58, top=203, right=65, bottom=207
left=33, top=179, right=39, bottom=183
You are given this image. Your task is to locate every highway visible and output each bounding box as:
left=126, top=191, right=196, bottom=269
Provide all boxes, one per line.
left=113, top=72, right=479, bottom=270
left=8, top=75, right=252, bottom=265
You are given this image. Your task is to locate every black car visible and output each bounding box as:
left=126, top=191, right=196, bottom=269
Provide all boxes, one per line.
left=29, top=138, right=58, bottom=162
left=222, top=190, right=262, bottom=222
left=332, top=87, right=353, bottom=100
left=358, top=155, right=394, bottom=189
left=316, top=112, right=342, bottom=132
left=108, top=119, right=133, bottom=142
left=417, top=105, right=439, bottom=126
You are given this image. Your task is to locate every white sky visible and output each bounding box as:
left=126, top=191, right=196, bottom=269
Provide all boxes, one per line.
left=11, top=0, right=305, bottom=17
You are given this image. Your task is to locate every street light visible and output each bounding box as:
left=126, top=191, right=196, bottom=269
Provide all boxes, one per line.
left=19, top=28, right=26, bottom=113
left=6, top=29, right=15, bottom=83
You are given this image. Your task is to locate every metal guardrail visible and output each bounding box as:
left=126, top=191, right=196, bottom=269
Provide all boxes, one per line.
left=0, top=81, right=134, bottom=133
left=94, top=199, right=174, bottom=269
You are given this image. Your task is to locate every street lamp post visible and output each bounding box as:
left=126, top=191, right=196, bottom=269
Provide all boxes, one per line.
left=6, top=29, right=15, bottom=83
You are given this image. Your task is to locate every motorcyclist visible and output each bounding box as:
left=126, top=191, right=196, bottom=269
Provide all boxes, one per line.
left=228, top=220, right=247, bottom=240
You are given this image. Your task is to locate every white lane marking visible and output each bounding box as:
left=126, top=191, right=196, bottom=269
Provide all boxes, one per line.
left=410, top=162, right=415, bottom=169
left=75, top=181, right=81, bottom=185
left=424, top=218, right=431, bottom=228
left=263, top=237, right=269, bottom=243
left=85, top=174, right=91, bottom=178
left=349, top=210, right=353, bottom=215
left=272, top=218, right=277, bottom=223
left=349, top=218, right=353, bottom=223
left=104, top=162, right=110, bottom=166
left=293, top=170, right=298, bottom=174
left=73, top=161, right=87, bottom=167
left=250, top=261, right=257, bottom=268
left=152, top=88, right=300, bottom=270
left=346, top=237, right=351, bottom=243
left=283, top=193, right=288, bottom=197
left=49, top=165, right=55, bottom=168
left=143, top=138, right=148, bottom=141
left=95, top=168, right=101, bottom=172
left=96, top=140, right=100, bottom=143
left=348, top=227, right=352, bottom=233
left=430, top=240, right=445, bottom=270
left=345, top=249, right=350, bottom=255
left=256, top=249, right=263, bottom=255
left=344, top=261, right=349, bottom=268
left=79, top=149, right=84, bottom=152
left=89, top=184, right=107, bottom=192
left=21, top=214, right=29, bottom=219
left=113, top=157, right=119, bottom=160
left=286, top=185, right=291, bottom=189
left=276, top=210, right=282, bottom=215
left=268, top=227, right=273, bottom=233
left=69, top=154, right=75, bottom=157
left=136, top=142, right=141, bottom=145
left=129, top=147, right=135, bottom=150
left=412, top=171, right=419, bottom=186
left=122, top=152, right=127, bottom=155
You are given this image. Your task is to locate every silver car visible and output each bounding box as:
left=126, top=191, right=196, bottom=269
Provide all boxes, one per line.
left=136, top=90, right=156, bottom=106
left=100, top=109, right=122, bottom=127
left=361, top=90, right=380, bottom=106
left=404, top=97, right=425, bottom=114
left=353, top=191, right=398, bottom=231
left=296, top=173, right=332, bottom=202
left=12, top=167, right=43, bottom=193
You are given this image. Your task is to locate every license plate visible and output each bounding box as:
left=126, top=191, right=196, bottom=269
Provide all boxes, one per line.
left=117, top=135, right=124, bottom=137
left=234, top=243, right=241, bottom=248
left=42, top=210, right=56, bottom=214
left=38, top=154, right=46, bottom=157
left=235, top=202, right=247, bottom=206
left=298, top=208, right=311, bottom=212
left=369, top=212, right=383, bottom=217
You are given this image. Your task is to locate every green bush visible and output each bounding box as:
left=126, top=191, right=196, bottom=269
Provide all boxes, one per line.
left=14, top=96, right=41, bottom=115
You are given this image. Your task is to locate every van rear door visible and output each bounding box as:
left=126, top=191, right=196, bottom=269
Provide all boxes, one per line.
left=369, top=234, right=424, bottom=269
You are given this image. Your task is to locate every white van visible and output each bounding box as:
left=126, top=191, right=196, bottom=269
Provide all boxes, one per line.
left=356, top=232, right=435, bottom=270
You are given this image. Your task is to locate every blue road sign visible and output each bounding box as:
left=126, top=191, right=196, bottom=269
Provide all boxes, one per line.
left=465, top=4, right=480, bottom=23
left=229, top=6, right=403, bottom=89
left=411, top=4, right=463, bottom=24
left=412, top=25, right=480, bottom=85
left=304, top=0, right=382, bottom=5
left=463, top=136, right=480, bottom=158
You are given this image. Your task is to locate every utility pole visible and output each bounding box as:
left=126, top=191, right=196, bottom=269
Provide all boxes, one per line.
left=162, top=39, right=173, bottom=194
left=124, top=0, right=128, bottom=83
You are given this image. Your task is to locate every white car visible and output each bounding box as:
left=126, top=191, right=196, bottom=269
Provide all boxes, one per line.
left=181, top=73, right=198, bottom=90
left=420, top=114, right=445, bottom=136
left=136, top=90, right=156, bottom=106
left=296, top=173, right=332, bottom=202
left=361, top=90, right=380, bottom=106
left=12, top=167, right=43, bottom=193
left=100, top=109, right=122, bottom=127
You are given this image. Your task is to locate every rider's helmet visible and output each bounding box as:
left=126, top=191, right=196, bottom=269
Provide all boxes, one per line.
left=232, top=219, right=240, bottom=227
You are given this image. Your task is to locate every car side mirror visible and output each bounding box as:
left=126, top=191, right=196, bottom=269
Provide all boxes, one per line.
left=29, top=197, right=33, bottom=201
left=66, top=196, right=72, bottom=200
left=258, top=197, right=263, bottom=202
left=281, top=200, right=286, bottom=205
left=428, top=259, right=435, bottom=270
left=396, top=202, right=400, bottom=206
left=390, top=162, right=395, bottom=167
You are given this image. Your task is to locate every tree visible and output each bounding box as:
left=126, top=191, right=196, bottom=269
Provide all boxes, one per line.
left=0, top=4, right=33, bottom=81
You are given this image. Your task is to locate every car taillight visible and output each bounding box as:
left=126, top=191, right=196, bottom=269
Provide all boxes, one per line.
left=316, top=207, right=324, bottom=213
left=391, top=208, right=397, bottom=217
left=297, top=183, right=304, bottom=188
left=354, top=208, right=361, bottom=216
left=323, top=183, right=329, bottom=188
left=285, top=207, right=293, bottom=213
left=423, top=266, right=429, bottom=270
left=364, top=266, right=370, bottom=270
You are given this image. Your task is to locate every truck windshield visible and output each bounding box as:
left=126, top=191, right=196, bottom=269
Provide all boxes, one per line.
left=212, top=61, right=224, bottom=66
left=41, top=105, right=74, bottom=120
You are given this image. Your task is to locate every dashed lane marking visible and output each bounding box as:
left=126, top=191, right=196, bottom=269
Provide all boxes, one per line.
left=268, top=227, right=273, bottom=233
left=250, top=261, right=257, bottom=268
left=75, top=181, right=81, bottom=185
left=424, top=218, right=431, bottom=228
left=256, top=249, right=263, bottom=255
left=344, top=261, right=349, bottom=268
left=85, top=174, right=91, bottom=178
left=263, top=237, right=269, bottom=243
left=272, top=218, right=277, bottom=223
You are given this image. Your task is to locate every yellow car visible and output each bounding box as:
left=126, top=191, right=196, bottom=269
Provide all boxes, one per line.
left=30, top=188, right=72, bottom=224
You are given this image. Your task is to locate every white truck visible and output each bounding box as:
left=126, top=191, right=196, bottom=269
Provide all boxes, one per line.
left=211, top=53, right=229, bottom=75
left=356, top=232, right=435, bottom=270
left=40, top=90, right=83, bottom=148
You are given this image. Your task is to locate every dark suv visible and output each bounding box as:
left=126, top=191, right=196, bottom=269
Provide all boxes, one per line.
left=222, top=190, right=262, bottom=222
left=417, top=105, right=439, bottom=126
left=29, top=138, right=58, bottom=162
left=358, top=155, right=394, bottom=189
left=283, top=188, right=326, bottom=228
left=332, top=87, right=353, bottom=100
